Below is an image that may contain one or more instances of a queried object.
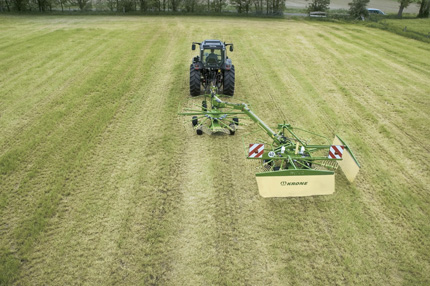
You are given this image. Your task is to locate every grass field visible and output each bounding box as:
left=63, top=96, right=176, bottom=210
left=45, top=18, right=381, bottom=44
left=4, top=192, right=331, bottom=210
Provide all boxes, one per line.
left=1, top=15, right=429, bottom=285
left=365, top=18, right=430, bottom=43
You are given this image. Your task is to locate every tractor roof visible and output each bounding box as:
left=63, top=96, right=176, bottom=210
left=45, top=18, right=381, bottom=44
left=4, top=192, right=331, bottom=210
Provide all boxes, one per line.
left=201, top=40, right=224, bottom=49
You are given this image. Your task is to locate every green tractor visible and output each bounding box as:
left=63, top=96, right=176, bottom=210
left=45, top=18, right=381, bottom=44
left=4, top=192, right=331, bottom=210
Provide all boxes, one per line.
left=190, top=40, right=235, bottom=97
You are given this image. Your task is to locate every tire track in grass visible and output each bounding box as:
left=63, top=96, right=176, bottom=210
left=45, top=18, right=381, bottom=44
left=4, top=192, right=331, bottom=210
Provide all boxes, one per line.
left=212, top=138, right=244, bottom=285
left=166, top=133, right=220, bottom=285
left=202, top=136, right=253, bottom=285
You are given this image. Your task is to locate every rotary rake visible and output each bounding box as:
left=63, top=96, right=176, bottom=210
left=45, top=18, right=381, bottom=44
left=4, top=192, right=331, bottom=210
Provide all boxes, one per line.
left=179, top=86, right=360, bottom=198
left=180, top=85, right=244, bottom=135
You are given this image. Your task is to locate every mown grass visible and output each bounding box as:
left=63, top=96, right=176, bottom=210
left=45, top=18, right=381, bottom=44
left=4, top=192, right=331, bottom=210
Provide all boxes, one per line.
left=365, top=17, right=430, bottom=43
left=1, top=15, right=429, bottom=285
left=236, top=19, right=430, bottom=284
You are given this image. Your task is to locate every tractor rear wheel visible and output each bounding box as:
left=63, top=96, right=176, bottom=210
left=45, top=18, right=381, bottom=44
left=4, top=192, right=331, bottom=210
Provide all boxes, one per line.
left=223, top=65, right=235, bottom=96
left=190, top=65, right=201, bottom=97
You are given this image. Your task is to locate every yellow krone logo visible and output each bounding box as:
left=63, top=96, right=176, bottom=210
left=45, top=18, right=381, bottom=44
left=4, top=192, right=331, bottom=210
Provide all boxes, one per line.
left=280, top=181, right=308, bottom=186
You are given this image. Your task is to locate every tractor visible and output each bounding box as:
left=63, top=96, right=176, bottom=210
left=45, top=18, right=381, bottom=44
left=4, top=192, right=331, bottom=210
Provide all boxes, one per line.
left=190, top=40, right=235, bottom=97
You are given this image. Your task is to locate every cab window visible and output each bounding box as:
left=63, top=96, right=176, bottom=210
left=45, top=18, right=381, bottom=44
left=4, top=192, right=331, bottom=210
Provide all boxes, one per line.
left=204, top=49, right=222, bottom=65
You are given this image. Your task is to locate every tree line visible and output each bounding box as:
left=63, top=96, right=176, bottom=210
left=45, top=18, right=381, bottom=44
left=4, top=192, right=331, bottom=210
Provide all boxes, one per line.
left=0, top=0, right=428, bottom=18
left=0, top=0, right=285, bottom=13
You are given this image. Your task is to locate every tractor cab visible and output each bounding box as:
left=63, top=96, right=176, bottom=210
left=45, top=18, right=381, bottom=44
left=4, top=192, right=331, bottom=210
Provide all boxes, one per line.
left=201, top=40, right=225, bottom=69
left=192, top=40, right=233, bottom=69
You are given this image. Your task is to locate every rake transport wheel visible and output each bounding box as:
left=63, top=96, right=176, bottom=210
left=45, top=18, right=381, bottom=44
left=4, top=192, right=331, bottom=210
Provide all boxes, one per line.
left=190, top=65, right=201, bottom=97
left=192, top=116, right=198, bottom=127
left=192, top=116, right=203, bottom=135
left=223, top=65, right=235, bottom=96
left=229, top=125, right=236, bottom=135
left=229, top=117, right=239, bottom=135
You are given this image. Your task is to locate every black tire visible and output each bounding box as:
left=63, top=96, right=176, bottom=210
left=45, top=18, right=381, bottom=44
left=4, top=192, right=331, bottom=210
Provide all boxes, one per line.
left=229, top=117, right=238, bottom=135
left=223, top=65, right=235, bottom=96
left=229, top=124, right=235, bottom=135
left=190, top=65, right=201, bottom=97
left=192, top=116, right=198, bottom=127
left=196, top=129, right=203, bottom=135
